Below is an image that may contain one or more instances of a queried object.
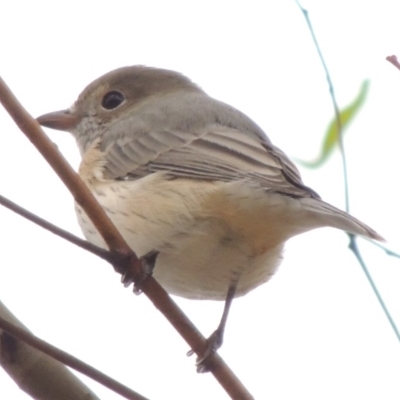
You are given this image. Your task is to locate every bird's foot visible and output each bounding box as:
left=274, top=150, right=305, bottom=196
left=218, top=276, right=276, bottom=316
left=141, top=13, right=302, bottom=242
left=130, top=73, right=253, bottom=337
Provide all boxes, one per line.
left=187, top=328, right=223, bottom=373
left=133, top=250, right=158, bottom=295
left=121, top=250, right=158, bottom=294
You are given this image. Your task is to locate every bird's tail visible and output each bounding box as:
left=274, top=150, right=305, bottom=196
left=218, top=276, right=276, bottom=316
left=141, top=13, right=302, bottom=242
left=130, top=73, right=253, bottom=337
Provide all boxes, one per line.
left=299, top=197, right=384, bottom=241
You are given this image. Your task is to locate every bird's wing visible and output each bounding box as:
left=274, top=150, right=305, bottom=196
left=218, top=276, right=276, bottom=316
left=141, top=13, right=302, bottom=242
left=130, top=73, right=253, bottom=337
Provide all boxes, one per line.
left=101, top=127, right=318, bottom=200
left=99, top=92, right=319, bottom=199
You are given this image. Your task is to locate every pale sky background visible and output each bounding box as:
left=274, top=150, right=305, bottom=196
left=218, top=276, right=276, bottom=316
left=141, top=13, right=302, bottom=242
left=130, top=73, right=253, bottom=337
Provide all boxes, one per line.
left=1, top=1, right=400, bottom=399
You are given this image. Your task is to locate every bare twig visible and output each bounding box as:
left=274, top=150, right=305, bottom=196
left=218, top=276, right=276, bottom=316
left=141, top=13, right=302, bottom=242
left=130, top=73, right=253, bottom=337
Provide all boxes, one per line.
left=0, top=76, right=254, bottom=399
left=0, top=194, right=112, bottom=262
left=362, top=237, right=400, bottom=259
left=348, top=236, right=400, bottom=341
left=295, top=0, right=349, bottom=211
left=295, top=2, right=400, bottom=343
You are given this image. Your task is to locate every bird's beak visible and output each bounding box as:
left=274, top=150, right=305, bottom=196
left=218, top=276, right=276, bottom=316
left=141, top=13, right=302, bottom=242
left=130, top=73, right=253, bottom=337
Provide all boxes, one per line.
left=36, top=109, right=79, bottom=131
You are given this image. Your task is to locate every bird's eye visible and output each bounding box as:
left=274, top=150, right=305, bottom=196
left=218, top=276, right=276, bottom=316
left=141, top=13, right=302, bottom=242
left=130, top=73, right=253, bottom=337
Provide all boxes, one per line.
left=101, top=91, right=125, bottom=110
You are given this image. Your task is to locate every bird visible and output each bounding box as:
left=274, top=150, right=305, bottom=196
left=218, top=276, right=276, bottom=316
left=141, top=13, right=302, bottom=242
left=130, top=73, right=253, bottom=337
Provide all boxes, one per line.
left=37, top=65, right=383, bottom=370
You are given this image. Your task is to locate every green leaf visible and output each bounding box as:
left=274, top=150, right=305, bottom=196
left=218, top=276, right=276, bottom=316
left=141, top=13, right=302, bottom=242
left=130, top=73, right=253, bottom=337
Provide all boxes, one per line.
left=297, top=80, right=369, bottom=168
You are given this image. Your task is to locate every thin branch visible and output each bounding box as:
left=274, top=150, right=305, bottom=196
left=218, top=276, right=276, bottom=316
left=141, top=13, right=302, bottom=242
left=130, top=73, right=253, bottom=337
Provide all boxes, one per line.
left=0, top=76, right=254, bottom=399
left=0, top=315, right=150, bottom=400
left=295, top=2, right=400, bottom=344
left=0, top=194, right=112, bottom=262
left=362, top=237, right=400, bottom=259
left=349, top=235, right=400, bottom=341
left=295, top=0, right=349, bottom=211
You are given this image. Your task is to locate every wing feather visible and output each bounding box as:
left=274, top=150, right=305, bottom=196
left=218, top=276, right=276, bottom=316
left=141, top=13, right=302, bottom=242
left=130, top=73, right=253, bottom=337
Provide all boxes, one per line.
left=99, top=92, right=318, bottom=198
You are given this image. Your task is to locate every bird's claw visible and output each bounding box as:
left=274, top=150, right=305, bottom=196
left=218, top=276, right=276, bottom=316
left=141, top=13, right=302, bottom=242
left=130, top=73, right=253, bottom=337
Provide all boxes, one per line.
left=121, top=251, right=158, bottom=294
left=187, top=329, right=223, bottom=373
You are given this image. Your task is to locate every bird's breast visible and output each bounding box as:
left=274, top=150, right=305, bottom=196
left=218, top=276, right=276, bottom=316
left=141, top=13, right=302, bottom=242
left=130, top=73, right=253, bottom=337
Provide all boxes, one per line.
left=76, top=164, right=322, bottom=300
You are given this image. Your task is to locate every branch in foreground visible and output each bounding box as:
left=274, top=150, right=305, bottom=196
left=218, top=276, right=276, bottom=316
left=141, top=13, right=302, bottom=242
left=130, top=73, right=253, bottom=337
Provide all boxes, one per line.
left=0, top=76, right=254, bottom=399
left=0, top=301, right=102, bottom=400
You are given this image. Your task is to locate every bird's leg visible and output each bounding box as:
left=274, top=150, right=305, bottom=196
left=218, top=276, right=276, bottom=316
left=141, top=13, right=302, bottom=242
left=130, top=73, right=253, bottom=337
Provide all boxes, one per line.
left=121, top=250, right=159, bottom=294
left=188, top=283, right=238, bottom=373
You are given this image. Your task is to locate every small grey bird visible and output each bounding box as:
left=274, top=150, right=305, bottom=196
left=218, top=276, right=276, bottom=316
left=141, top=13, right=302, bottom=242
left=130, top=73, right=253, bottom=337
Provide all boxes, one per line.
left=37, top=66, right=383, bottom=369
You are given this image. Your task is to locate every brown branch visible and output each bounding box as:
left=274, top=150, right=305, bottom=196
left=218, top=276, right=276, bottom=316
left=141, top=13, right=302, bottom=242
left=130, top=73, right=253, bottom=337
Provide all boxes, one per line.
left=0, top=76, right=254, bottom=399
